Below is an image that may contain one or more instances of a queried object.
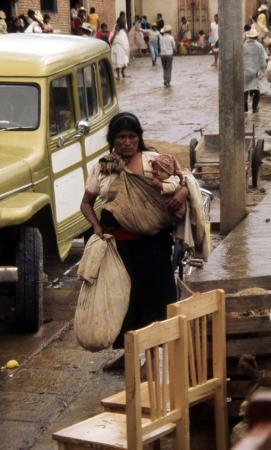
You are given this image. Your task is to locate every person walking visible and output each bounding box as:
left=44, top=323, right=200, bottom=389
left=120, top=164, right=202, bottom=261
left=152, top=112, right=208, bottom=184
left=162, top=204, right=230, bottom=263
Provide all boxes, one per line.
left=156, top=13, right=164, bottom=32
left=110, top=21, right=130, bottom=80
left=87, top=7, right=99, bottom=35
left=243, top=28, right=267, bottom=113
left=80, top=112, right=189, bottom=358
left=141, top=22, right=160, bottom=65
left=160, top=24, right=176, bottom=87
left=209, top=14, right=219, bottom=67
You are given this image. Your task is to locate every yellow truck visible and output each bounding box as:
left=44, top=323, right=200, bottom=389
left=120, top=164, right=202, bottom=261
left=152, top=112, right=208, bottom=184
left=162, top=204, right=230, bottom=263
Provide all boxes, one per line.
left=0, top=33, right=118, bottom=332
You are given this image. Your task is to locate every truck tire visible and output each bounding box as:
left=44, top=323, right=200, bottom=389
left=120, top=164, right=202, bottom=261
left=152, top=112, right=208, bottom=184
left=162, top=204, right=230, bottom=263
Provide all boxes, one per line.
left=15, top=227, right=43, bottom=333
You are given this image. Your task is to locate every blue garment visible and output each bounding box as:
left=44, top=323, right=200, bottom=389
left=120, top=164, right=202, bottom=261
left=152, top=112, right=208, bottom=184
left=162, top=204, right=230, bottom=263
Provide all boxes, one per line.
left=149, top=41, right=158, bottom=64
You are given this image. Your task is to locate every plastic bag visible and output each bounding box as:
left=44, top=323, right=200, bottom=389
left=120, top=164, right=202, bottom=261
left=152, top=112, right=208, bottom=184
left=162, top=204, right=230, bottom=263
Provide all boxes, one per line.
left=74, top=234, right=131, bottom=351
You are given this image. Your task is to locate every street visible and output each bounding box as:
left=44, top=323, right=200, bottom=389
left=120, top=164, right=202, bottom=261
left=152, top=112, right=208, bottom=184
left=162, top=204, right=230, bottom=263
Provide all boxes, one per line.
left=1, top=53, right=271, bottom=450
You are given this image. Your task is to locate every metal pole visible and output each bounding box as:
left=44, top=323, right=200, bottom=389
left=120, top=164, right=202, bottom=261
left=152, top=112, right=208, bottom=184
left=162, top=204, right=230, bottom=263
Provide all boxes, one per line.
left=218, top=0, right=246, bottom=235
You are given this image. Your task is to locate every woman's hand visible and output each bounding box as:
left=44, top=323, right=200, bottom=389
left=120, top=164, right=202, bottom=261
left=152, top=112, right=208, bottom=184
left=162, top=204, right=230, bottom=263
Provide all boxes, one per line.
left=165, top=185, right=188, bottom=211
left=94, top=223, right=105, bottom=240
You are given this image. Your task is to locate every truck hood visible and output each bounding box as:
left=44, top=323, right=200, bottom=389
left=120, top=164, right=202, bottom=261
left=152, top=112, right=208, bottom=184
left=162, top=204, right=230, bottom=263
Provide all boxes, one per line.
left=0, top=150, right=32, bottom=199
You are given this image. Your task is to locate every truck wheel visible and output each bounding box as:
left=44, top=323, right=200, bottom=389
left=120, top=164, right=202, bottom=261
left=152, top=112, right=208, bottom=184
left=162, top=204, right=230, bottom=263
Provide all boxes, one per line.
left=251, top=139, right=264, bottom=188
left=15, top=227, right=43, bottom=333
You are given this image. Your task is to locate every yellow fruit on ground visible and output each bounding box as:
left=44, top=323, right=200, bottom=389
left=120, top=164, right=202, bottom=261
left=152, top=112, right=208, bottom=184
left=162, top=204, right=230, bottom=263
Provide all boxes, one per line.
left=5, top=359, right=19, bottom=369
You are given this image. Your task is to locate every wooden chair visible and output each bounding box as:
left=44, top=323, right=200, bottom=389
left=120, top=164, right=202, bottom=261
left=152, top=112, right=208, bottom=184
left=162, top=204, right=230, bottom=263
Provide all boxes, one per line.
left=52, top=315, right=189, bottom=450
left=102, top=289, right=228, bottom=450
left=167, top=289, right=228, bottom=450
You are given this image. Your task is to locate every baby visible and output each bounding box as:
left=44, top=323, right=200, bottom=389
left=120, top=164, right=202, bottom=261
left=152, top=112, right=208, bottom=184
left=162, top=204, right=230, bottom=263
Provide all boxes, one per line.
left=150, top=153, right=182, bottom=194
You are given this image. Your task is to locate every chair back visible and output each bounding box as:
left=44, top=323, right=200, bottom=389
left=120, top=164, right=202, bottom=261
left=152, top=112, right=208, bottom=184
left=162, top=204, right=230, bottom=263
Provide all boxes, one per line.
left=167, top=289, right=226, bottom=402
left=124, top=315, right=188, bottom=449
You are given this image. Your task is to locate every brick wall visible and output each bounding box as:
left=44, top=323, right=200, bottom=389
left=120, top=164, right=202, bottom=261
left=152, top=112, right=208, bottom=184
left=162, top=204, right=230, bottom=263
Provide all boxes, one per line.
left=16, top=0, right=116, bottom=34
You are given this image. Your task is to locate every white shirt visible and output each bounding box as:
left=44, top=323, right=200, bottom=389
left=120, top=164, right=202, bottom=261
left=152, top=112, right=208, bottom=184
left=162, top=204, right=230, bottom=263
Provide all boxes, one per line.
left=159, top=33, right=176, bottom=56
left=210, top=21, right=219, bottom=44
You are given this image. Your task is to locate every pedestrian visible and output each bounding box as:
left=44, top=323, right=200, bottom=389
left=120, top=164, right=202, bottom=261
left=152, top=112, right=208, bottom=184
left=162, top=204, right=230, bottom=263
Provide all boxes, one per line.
left=87, top=7, right=99, bottom=35
left=160, top=24, right=176, bottom=87
left=243, top=28, right=267, bottom=113
left=43, top=14, right=53, bottom=33
left=116, top=11, right=128, bottom=31
left=72, top=7, right=87, bottom=36
left=156, top=12, right=164, bottom=32
left=141, top=22, right=160, bottom=65
left=209, top=13, right=219, bottom=67
left=257, top=4, right=269, bottom=42
left=0, top=10, right=7, bottom=34
left=24, top=10, right=44, bottom=33
left=80, top=112, right=188, bottom=362
left=179, top=16, right=191, bottom=41
left=96, top=22, right=110, bottom=44
left=128, top=19, right=147, bottom=57
left=110, top=21, right=130, bottom=80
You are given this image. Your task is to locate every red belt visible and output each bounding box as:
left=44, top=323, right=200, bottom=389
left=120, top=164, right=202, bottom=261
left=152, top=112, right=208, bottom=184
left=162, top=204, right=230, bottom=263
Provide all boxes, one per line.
left=102, top=225, right=140, bottom=241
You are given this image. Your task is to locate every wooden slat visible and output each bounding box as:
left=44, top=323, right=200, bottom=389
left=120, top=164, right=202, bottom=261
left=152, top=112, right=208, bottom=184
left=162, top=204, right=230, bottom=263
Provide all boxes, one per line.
left=195, top=318, right=203, bottom=383
left=146, top=349, right=156, bottom=420
left=188, top=322, right=197, bottom=386
left=136, top=317, right=180, bottom=351
left=162, top=344, right=168, bottom=415
left=227, top=336, right=271, bottom=357
left=154, top=347, right=162, bottom=418
left=226, top=316, right=271, bottom=335
left=201, top=316, right=207, bottom=382
left=226, top=294, right=271, bottom=312
left=188, top=378, right=221, bottom=403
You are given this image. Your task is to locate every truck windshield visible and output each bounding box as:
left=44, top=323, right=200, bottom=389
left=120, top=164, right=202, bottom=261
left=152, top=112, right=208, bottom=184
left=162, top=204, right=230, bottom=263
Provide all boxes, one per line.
left=0, top=83, right=40, bottom=130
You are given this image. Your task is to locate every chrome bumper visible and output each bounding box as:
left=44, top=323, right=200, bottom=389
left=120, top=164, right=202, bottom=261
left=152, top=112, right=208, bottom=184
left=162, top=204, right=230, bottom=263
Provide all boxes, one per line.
left=0, top=266, right=18, bottom=283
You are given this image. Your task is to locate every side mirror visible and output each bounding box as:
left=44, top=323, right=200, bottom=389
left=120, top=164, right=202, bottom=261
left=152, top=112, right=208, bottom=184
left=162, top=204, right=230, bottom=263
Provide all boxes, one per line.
left=76, top=120, right=90, bottom=136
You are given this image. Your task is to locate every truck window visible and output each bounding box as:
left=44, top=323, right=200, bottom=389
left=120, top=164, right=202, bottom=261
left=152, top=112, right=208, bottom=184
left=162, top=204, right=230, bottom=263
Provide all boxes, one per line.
left=49, top=75, right=75, bottom=136
left=98, top=59, right=113, bottom=109
left=77, top=64, right=98, bottom=120
left=0, top=83, right=39, bottom=130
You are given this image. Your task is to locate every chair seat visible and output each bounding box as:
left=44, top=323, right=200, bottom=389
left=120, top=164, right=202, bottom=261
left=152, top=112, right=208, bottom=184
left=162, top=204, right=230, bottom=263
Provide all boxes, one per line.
left=102, top=382, right=152, bottom=415
left=53, top=412, right=176, bottom=448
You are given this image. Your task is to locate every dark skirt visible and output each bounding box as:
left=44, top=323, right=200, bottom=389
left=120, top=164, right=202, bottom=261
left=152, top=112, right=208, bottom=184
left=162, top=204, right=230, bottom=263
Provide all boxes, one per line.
left=100, top=210, right=177, bottom=348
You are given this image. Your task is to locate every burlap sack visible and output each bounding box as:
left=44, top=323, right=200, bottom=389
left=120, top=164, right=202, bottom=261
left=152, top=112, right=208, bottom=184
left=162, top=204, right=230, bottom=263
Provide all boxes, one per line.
left=74, top=234, right=131, bottom=351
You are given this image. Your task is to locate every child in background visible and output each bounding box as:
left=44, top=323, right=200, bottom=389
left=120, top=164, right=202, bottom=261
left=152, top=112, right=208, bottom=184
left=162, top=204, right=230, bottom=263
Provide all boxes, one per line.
left=197, top=30, right=206, bottom=48
left=96, top=22, right=110, bottom=44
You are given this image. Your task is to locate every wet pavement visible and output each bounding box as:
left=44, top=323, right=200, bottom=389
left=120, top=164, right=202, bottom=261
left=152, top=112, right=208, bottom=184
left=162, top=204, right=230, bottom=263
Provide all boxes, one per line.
left=1, top=54, right=271, bottom=450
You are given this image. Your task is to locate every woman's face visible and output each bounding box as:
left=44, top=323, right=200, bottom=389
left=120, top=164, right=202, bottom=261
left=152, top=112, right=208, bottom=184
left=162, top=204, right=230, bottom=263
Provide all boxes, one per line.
left=114, top=130, right=139, bottom=159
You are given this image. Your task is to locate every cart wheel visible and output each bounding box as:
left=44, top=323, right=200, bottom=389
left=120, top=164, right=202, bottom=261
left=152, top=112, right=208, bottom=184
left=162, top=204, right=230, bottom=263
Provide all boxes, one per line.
left=189, top=138, right=198, bottom=170
left=251, top=139, right=264, bottom=188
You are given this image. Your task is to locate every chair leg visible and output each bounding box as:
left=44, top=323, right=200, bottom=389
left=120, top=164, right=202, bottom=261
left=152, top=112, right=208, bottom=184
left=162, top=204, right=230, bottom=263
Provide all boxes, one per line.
left=149, top=440, right=161, bottom=450
left=214, top=387, right=229, bottom=450
left=175, top=413, right=190, bottom=450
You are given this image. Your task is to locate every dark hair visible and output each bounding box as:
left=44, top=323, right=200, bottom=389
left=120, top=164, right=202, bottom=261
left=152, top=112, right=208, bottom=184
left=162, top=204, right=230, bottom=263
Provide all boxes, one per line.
left=117, top=19, right=126, bottom=30
left=90, top=7, right=95, bottom=13
left=107, top=112, right=146, bottom=152
left=27, top=9, right=35, bottom=19
left=244, top=24, right=251, bottom=32
left=43, top=13, right=50, bottom=22
left=101, top=22, right=107, bottom=29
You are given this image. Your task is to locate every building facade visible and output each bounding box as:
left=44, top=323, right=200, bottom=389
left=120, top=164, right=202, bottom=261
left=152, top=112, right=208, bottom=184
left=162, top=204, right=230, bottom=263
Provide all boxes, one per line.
left=135, top=0, right=260, bottom=38
left=1, top=0, right=261, bottom=36
left=2, top=0, right=117, bottom=34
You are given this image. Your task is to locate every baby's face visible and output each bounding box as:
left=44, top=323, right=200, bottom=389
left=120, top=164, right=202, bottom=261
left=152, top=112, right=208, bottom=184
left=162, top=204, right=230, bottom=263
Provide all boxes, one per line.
left=152, top=163, right=170, bottom=181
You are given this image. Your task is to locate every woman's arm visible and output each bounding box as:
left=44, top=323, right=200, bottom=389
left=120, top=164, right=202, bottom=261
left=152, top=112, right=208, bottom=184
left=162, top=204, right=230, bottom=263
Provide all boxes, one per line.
left=164, top=185, right=189, bottom=210
left=80, top=190, right=104, bottom=239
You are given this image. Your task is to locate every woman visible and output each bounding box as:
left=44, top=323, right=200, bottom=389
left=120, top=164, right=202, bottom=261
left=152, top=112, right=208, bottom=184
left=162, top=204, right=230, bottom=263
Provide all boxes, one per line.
left=110, top=21, right=130, bottom=80
left=128, top=18, right=148, bottom=57
left=80, top=113, right=188, bottom=353
left=179, top=16, right=191, bottom=40
left=43, top=14, right=53, bottom=33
